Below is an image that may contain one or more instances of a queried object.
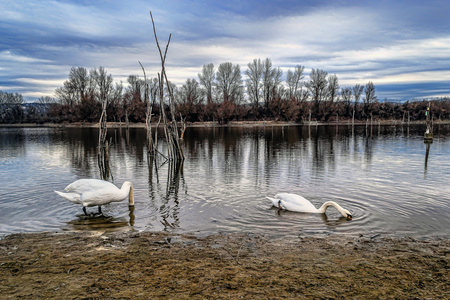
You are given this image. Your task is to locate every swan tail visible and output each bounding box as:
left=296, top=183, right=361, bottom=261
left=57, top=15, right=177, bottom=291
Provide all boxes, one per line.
left=54, top=190, right=81, bottom=204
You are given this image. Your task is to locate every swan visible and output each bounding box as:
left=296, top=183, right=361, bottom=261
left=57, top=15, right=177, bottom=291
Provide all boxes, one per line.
left=54, top=179, right=134, bottom=215
left=267, top=193, right=352, bottom=220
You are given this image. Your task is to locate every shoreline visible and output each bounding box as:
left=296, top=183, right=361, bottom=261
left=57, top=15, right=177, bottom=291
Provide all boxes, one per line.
left=0, top=119, right=448, bottom=128
left=1, top=231, right=448, bottom=298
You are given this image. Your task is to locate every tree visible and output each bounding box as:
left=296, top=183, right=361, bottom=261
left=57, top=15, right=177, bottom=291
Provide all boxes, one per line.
left=198, top=63, right=215, bottom=105
left=91, top=67, right=115, bottom=105
left=246, top=58, right=263, bottom=107
left=53, top=66, right=121, bottom=122
left=306, top=69, right=328, bottom=117
left=55, top=66, right=91, bottom=106
left=126, top=75, right=147, bottom=106
left=340, top=87, right=352, bottom=117
left=178, top=79, right=201, bottom=105
left=327, top=74, right=339, bottom=104
left=90, top=67, right=118, bottom=163
left=0, top=91, right=24, bottom=123
left=124, top=75, right=146, bottom=122
left=149, top=78, right=160, bottom=106
left=262, top=58, right=282, bottom=108
left=215, top=62, right=243, bottom=104
left=177, top=78, right=201, bottom=121
left=352, top=83, right=364, bottom=118
left=286, top=65, right=305, bottom=102
left=364, top=81, right=377, bottom=116
left=38, top=96, right=56, bottom=105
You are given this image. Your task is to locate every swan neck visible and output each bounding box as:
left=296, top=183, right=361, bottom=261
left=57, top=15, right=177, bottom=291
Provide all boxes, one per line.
left=318, top=201, right=345, bottom=215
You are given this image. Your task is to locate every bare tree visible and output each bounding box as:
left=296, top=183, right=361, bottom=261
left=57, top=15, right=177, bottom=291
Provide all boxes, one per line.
left=246, top=58, right=263, bottom=107
left=178, top=78, right=201, bottom=105
left=198, top=63, right=215, bottom=105
left=340, top=87, right=352, bottom=117
left=126, top=75, right=146, bottom=102
left=90, top=67, right=115, bottom=180
left=352, top=83, right=364, bottom=119
left=271, top=67, right=283, bottom=101
left=149, top=78, right=159, bottom=105
left=92, top=67, right=114, bottom=106
left=327, top=74, right=340, bottom=104
left=55, top=67, right=91, bottom=106
left=215, top=62, right=243, bottom=104
left=177, top=78, right=201, bottom=121
left=262, top=58, right=282, bottom=108
left=0, top=91, right=24, bottom=122
left=138, top=61, right=155, bottom=156
left=286, top=65, right=305, bottom=101
left=38, top=96, right=56, bottom=105
left=306, top=68, right=328, bottom=117
left=364, top=81, right=377, bottom=116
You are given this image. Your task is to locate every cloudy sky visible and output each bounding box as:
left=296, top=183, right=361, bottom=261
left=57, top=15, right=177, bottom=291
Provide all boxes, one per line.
left=1, top=0, right=450, bottom=102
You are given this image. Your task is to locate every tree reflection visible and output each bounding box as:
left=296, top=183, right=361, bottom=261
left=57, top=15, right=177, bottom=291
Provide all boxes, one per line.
left=147, top=155, right=185, bottom=231
left=424, top=140, right=432, bottom=178
left=160, top=161, right=184, bottom=231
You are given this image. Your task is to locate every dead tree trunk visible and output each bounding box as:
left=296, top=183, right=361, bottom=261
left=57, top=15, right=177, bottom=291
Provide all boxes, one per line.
left=98, top=100, right=111, bottom=180
left=139, top=61, right=156, bottom=157
left=150, top=11, right=185, bottom=161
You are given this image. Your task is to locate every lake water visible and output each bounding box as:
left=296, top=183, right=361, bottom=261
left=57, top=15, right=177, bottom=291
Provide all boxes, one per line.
left=0, top=124, right=449, bottom=239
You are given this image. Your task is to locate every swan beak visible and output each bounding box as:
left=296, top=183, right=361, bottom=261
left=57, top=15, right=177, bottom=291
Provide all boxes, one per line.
left=347, top=214, right=352, bottom=220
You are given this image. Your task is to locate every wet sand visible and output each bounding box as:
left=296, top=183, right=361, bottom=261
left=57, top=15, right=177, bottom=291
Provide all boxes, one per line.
left=1, top=231, right=448, bottom=299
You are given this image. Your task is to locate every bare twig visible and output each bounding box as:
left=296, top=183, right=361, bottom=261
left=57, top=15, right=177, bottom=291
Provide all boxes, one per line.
left=139, top=61, right=155, bottom=155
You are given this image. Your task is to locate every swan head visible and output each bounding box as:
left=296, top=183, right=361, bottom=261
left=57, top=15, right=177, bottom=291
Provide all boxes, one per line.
left=122, top=181, right=134, bottom=206
left=342, top=209, right=352, bottom=220
left=321, top=201, right=352, bottom=220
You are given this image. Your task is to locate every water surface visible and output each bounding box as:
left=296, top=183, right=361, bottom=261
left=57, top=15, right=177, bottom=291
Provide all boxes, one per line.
left=1, top=124, right=449, bottom=238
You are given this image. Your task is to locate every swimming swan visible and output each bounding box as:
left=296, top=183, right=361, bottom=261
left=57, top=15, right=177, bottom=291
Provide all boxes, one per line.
left=267, top=193, right=352, bottom=220
left=55, top=179, right=134, bottom=215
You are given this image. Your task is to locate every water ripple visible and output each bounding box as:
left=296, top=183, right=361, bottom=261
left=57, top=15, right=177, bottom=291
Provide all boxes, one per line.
left=1, top=126, right=449, bottom=239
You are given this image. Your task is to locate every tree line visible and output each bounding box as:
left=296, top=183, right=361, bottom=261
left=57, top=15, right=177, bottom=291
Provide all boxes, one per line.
left=1, top=59, right=450, bottom=124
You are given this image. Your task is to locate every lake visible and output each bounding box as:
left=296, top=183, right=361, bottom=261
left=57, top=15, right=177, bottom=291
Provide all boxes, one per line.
left=0, top=124, right=449, bottom=239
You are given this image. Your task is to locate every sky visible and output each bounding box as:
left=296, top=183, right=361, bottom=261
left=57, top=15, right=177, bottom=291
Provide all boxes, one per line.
left=1, top=0, right=450, bottom=102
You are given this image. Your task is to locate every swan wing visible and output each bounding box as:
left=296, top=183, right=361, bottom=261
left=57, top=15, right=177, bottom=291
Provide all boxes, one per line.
left=274, top=193, right=319, bottom=213
left=65, top=179, right=118, bottom=193
left=80, top=188, right=129, bottom=207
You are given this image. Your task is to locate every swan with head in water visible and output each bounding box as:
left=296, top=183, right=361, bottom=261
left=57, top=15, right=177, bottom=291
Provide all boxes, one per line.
left=54, top=179, right=134, bottom=216
left=267, top=193, right=352, bottom=220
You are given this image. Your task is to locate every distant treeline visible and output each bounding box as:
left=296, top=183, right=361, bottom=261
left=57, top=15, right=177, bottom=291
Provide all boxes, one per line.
left=1, top=60, right=450, bottom=124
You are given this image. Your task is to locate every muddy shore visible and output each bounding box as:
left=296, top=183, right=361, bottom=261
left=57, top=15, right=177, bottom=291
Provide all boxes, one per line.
left=1, top=231, right=448, bottom=299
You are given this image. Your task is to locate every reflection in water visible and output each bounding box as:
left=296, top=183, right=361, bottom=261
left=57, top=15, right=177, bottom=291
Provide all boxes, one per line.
left=65, top=215, right=130, bottom=232
left=424, top=140, right=432, bottom=178
left=128, top=204, right=135, bottom=226
left=160, top=161, right=184, bottom=231
left=271, top=206, right=354, bottom=237
left=98, top=140, right=112, bottom=181
left=146, top=149, right=185, bottom=232
left=1, top=124, right=450, bottom=238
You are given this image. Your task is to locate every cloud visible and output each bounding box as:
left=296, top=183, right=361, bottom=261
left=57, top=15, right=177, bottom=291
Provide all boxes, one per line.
left=1, top=0, right=450, bottom=101
left=0, top=50, right=51, bottom=63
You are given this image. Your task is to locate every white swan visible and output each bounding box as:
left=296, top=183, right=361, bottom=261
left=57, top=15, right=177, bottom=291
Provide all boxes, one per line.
left=54, top=179, right=134, bottom=215
left=267, top=193, right=352, bottom=220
